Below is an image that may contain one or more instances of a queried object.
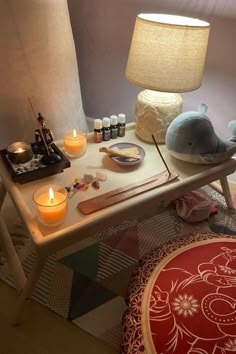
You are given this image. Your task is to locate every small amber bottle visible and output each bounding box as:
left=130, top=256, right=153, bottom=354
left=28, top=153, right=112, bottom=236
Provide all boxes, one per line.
left=94, top=119, right=103, bottom=143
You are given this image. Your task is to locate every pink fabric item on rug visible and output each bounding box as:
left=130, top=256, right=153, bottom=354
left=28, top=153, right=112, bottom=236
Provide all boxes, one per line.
left=173, top=190, right=216, bottom=222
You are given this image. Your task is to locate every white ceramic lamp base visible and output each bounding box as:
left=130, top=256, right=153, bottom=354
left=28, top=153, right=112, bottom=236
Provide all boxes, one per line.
left=135, top=90, right=183, bottom=143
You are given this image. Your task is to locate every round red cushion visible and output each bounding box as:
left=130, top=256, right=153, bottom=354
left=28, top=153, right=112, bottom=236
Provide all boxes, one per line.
left=121, top=233, right=236, bottom=354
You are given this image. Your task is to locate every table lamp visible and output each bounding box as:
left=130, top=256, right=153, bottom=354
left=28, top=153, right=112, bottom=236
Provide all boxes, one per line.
left=125, top=14, right=210, bottom=143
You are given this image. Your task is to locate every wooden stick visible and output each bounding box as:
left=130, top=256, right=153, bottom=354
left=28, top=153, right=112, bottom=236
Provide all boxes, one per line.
left=28, top=97, right=50, bottom=156
left=152, top=134, right=171, bottom=176
left=99, top=146, right=141, bottom=159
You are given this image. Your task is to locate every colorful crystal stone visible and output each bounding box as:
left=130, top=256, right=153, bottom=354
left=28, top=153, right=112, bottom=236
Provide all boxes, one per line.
left=92, top=180, right=100, bottom=189
left=95, top=171, right=107, bottom=181
left=81, top=183, right=89, bottom=191
left=68, top=189, right=76, bottom=198
left=84, top=174, right=94, bottom=184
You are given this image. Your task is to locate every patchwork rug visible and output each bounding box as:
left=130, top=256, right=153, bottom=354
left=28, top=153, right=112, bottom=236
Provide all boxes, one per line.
left=0, top=186, right=236, bottom=353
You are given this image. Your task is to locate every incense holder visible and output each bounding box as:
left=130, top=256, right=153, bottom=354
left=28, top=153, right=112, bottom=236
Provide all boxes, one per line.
left=108, top=142, right=145, bottom=166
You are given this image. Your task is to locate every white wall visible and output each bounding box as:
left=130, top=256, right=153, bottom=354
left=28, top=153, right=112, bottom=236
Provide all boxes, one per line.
left=68, top=0, right=236, bottom=140
left=0, top=0, right=87, bottom=149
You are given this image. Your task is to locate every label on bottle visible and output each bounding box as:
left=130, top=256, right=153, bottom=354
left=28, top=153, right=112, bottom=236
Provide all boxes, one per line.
left=94, top=130, right=103, bottom=143
left=111, top=126, right=118, bottom=139
left=103, top=128, right=111, bottom=141
left=118, top=124, right=126, bottom=137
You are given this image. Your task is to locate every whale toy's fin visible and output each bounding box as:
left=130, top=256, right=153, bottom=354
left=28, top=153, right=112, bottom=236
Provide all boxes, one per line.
left=200, top=154, right=214, bottom=162
left=200, top=144, right=236, bottom=163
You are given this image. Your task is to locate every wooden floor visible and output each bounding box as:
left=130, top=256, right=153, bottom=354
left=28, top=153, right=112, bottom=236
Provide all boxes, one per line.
left=0, top=180, right=236, bottom=354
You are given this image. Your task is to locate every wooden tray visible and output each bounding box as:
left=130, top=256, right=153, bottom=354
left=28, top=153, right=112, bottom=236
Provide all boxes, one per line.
left=0, top=143, right=70, bottom=184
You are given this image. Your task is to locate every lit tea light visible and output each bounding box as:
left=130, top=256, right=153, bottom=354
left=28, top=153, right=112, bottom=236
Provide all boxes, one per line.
left=33, top=184, right=68, bottom=226
left=14, top=147, right=26, bottom=154
left=7, top=142, right=33, bottom=164
left=63, top=129, right=87, bottom=159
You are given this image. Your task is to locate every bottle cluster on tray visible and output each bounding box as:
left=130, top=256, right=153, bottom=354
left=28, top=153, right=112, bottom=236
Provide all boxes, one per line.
left=94, top=113, right=126, bottom=143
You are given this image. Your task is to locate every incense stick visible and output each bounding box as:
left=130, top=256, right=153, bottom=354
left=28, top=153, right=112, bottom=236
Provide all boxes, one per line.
left=28, top=97, right=50, bottom=156
left=152, top=134, right=171, bottom=176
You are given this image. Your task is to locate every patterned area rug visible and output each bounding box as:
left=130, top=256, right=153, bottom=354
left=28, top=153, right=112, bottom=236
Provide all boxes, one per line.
left=0, top=186, right=236, bottom=353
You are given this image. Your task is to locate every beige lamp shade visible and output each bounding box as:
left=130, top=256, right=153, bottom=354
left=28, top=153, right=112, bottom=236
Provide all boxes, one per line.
left=126, top=14, right=210, bottom=93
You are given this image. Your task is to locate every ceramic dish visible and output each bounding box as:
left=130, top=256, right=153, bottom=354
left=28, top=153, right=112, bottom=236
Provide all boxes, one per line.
left=109, top=142, right=145, bottom=166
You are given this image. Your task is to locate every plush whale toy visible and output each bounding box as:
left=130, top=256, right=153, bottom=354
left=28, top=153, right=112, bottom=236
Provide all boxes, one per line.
left=165, top=104, right=236, bottom=164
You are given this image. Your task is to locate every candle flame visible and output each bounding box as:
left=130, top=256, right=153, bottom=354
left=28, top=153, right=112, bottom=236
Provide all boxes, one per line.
left=73, top=129, right=77, bottom=139
left=49, top=187, right=54, bottom=203
left=14, top=147, right=25, bottom=153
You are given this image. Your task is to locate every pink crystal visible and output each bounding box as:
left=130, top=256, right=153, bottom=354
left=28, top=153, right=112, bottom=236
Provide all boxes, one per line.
left=95, top=171, right=107, bottom=181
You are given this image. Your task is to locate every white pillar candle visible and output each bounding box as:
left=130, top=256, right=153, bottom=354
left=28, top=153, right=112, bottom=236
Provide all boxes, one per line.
left=33, top=185, right=68, bottom=226
left=63, top=129, right=87, bottom=158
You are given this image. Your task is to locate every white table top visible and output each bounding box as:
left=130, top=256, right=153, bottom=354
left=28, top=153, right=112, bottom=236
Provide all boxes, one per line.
left=1, top=123, right=236, bottom=253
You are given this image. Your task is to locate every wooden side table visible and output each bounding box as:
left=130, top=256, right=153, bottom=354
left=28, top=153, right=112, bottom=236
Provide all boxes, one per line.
left=0, top=123, right=235, bottom=324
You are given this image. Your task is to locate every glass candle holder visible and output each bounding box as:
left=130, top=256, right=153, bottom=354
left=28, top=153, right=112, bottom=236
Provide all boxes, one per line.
left=7, top=141, right=33, bottom=164
left=33, top=184, right=68, bottom=227
left=63, top=129, right=87, bottom=159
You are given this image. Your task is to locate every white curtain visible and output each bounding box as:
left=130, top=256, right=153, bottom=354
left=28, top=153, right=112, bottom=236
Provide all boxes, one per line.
left=0, top=0, right=87, bottom=149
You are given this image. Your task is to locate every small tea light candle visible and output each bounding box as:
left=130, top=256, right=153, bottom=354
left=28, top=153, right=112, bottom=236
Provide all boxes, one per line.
left=15, top=147, right=26, bottom=153
left=63, top=129, right=87, bottom=158
left=33, top=184, right=68, bottom=226
left=7, top=142, right=33, bottom=164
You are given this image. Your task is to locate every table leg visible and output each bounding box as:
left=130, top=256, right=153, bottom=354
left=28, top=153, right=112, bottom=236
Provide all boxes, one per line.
left=0, top=213, right=26, bottom=291
left=0, top=182, right=6, bottom=208
left=12, top=255, right=47, bottom=325
left=0, top=183, right=48, bottom=325
left=0, top=184, right=26, bottom=291
left=220, top=177, right=234, bottom=209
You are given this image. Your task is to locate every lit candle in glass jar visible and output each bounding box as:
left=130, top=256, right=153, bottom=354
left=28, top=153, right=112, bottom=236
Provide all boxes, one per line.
left=63, top=129, right=87, bottom=158
left=33, top=184, right=68, bottom=226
